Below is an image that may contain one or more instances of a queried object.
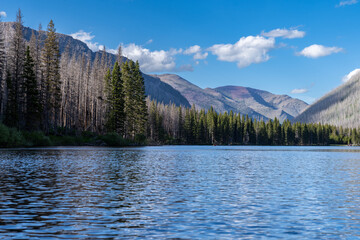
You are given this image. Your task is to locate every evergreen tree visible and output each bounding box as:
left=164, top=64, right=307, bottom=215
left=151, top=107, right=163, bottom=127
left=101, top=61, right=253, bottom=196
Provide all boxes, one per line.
left=23, top=46, right=41, bottom=130
left=8, top=9, right=26, bottom=128
left=257, top=120, right=267, bottom=145
left=41, top=20, right=61, bottom=132
left=301, top=124, right=309, bottom=145
left=133, top=61, right=147, bottom=136
left=0, top=15, right=5, bottom=117
left=273, top=118, right=281, bottom=145
left=178, top=106, right=183, bottom=141
left=122, top=61, right=135, bottom=138
left=111, top=61, right=125, bottom=134
left=4, top=71, right=17, bottom=127
left=207, top=107, right=217, bottom=144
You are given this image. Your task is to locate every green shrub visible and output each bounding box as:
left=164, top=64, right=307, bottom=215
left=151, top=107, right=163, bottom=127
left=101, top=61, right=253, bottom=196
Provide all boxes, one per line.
left=100, top=132, right=127, bottom=146
left=82, top=131, right=96, bottom=138
left=0, top=124, right=10, bottom=146
left=24, top=131, right=52, bottom=146
left=134, top=134, right=146, bottom=144
left=7, top=128, right=25, bottom=147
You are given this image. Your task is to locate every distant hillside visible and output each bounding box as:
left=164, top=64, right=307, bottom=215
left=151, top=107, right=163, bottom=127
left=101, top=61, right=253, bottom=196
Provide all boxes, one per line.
left=154, top=74, right=308, bottom=122
left=0, top=22, right=191, bottom=108
left=294, top=73, right=360, bottom=128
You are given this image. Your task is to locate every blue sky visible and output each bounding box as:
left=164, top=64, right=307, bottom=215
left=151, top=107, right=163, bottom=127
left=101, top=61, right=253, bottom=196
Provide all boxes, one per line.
left=1, top=0, right=360, bottom=103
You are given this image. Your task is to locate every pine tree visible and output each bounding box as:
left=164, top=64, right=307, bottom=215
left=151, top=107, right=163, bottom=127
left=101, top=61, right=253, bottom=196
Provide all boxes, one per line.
left=4, top=71, right=17, bottom=127
left=41, top=20, right=61, bottom=132
left=8, top=9, right=26, bottom=128
left=29, top=30, right=41, bottom=83
left=257, top=120, right=267, bottom=145
left=123, top=60, right=144, bottom=139
left=0, top=15, right=5, bottom=117
left=133, top=61, right=147, bottom=136
left=111, top=61, right=125, bottom=134
left=207, top=107, right=217, bottom=144
left=23, top=46, right=41, bottom=130
left=301, top=124, right=309, bottom=145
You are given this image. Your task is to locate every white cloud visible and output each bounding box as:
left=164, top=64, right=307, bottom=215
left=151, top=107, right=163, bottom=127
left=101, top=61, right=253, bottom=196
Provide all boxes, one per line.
left=184, top=45, right=201, bottom=55
left=337, top=0, right=358, bottom=7
left=298, top=44, right=343, bottom=58
left=146, top=39, right=153, bottom=45
left=0, top=11, right=6, bottom=18
left=184, top=45, right=208, bottom=60
left=342, top=68, right=360, bottom=82
left=208, top=36, right=275, bottom=68
left=194, top=52, right=208, bottom=60
left=262, top=28, right=305, bottom=39
left=70, top=30, right=101, bottom=52
left=122, top=43, right=189, bottom=72
left=291, top=88, right=308, bottom=94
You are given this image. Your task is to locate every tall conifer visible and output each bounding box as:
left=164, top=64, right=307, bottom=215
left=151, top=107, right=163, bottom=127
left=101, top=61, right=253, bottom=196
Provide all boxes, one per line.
left=0, top=15, right=5, bottom=116
left=133, top=61, right=147, bottom=136
left=8, top=9, right=26, bottom=128
left=111, top=61, right=125, bottom=134
left=23, top=46, right=41, bottom=130
left=42, top=20, right=61, bottom=132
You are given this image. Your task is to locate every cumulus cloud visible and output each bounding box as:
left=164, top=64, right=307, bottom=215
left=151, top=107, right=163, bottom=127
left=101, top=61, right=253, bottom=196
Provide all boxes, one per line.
left=70, top=30, right=101, bottom=52
left=291, top=88, right=308, bottom=94
left=262, top=28, right=305, bottom=39
left=337, top=0, right=358, bottom=7
left=0, top=11, right=6, bottom=18
left=298, top=44, right=343, bottom=58
left=122, top=43, right=189, bottom=72
left=342, top=68, right=360, bottom=82
left=184, top=45, right=208, bottom=60
left=194, top=52, right=208, bottom=60
left=184, top=45, right=201, bottom=55
left=208, top=36, right=275, bottom=68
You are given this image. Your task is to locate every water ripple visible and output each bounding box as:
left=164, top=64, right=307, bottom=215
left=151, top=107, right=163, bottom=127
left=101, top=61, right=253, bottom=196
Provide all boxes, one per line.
left=0, top=146, right=360, bottom=238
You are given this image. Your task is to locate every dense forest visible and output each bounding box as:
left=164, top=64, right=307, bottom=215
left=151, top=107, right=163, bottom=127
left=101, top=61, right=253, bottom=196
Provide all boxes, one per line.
left=147, top=101, right=360, bottom=145
left=0, top=10, right=359, bottom=147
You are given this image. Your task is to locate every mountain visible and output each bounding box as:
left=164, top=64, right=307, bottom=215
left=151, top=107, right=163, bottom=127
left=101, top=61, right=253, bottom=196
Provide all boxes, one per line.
left=0, top=22, right=191, bottom=108
left=294, top=73, right=360, bottom=128
left=154, top=74, right=308, bottom=122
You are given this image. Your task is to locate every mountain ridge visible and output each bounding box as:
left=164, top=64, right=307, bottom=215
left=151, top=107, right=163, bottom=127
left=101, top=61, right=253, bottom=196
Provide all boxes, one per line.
left=154, top=74, right=308, bottom=122
left=294, top=73, right=360, bottom=128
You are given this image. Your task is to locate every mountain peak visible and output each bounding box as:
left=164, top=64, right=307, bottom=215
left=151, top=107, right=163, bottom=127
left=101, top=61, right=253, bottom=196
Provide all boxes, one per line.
left=155, top=75, right=308, bottom=122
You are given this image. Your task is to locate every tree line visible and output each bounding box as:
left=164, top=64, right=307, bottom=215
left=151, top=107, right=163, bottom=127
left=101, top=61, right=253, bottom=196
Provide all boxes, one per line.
left=147, top=101, right=360, bottom=146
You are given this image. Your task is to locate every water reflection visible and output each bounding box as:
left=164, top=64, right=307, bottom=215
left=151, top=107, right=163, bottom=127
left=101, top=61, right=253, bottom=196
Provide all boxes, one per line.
left=0, top=146, right=360, bottom=238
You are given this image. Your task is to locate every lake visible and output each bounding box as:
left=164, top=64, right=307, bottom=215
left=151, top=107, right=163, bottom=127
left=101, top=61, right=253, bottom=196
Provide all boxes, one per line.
left=0, top=146, right=360, bottom=239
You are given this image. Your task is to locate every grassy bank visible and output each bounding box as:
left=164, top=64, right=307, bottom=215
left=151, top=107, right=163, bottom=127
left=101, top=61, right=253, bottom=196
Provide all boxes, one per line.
left=0, top=124, right=145, bottom=148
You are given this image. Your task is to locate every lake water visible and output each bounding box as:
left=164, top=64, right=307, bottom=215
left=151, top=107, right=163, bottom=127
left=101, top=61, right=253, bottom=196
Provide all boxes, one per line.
left=0, top=146, right=360, bottom=239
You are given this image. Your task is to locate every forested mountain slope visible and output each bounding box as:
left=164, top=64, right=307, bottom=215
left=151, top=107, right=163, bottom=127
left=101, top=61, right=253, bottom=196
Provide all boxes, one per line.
left=294, top=73, right=360, bottom=128
left=0, top=22, right=190, bottom=108
left=155, top=74, right=308, bottom=122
